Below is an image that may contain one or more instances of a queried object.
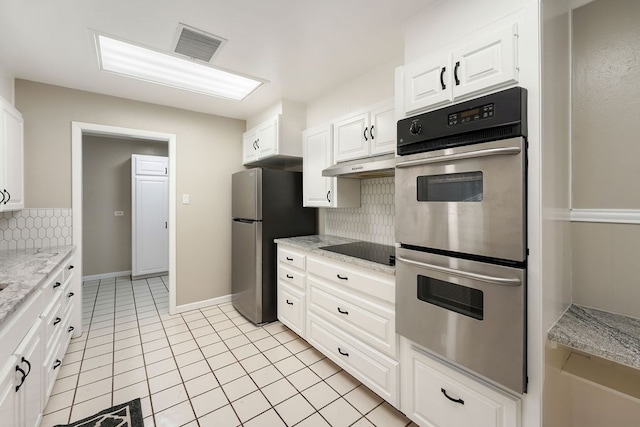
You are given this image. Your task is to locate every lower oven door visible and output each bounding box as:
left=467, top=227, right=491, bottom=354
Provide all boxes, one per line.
left=395, top=137, right=526, bottom=263
left=396, top=247, right=526, bottom=393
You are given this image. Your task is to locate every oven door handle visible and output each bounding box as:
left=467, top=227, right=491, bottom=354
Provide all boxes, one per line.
left=396, top=255, right=522, bottom=286
left=395, top=146, right=521, bottom=168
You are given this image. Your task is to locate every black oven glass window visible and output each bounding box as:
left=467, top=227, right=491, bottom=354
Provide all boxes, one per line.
left=417, top=275, right=484, bottom=320
left=417, top=172, right=483, bottom=202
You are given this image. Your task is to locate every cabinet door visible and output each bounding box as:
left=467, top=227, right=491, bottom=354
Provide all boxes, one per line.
left=369, top=102, right=396, bottom=156
left=1, top=102, right=24, bottom=211
left=277, top=282, right=305, bottom=338
left=452, top=24, right=518, bottom=101
left=303, top=125, right=334, bottom=207
left=403, top=52, right=452, bottom=115
left=134, top=155, right=168, bottom=176
left=133, top=176, right=169, bottom=276
left=242, top=128, right=258, bottom=164
left=15, top=319, right=43, bottom=427
left=257, top=116, right=279, bottom=159
left=0, top=357, right=18, bottom=427
left=333, top=111, right=370, bottom=162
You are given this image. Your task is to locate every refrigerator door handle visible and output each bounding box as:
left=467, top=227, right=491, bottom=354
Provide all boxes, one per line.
left=233, top=218, right=258, bottom=224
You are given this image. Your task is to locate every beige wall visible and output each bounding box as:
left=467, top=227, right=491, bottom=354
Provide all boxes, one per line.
left=16, top=80, right=246, bottom=305
left=0, top=64, right=13, bottom=104
left=571, top=0, right=640, bottom=316
left=83, top=136, right=168, bottom=276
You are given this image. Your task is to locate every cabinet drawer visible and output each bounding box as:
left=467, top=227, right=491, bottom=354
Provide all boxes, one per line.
left=279, top=248, right=306, bottom=270
left=277, top=282, right=305, bottom=338
left=402, top=340, right=520, bottom=427
left=62, top=256, right=76, bottom=281
left=278, top=265, right=304, bottom=289
left=41, top=292, right=63, bottom=352
left=308, top=278, right=396, bottom=357
left=43, top=339, right=63, bottom=399
left=307, top=313, right=399, bottom=407
left=307, top=256, right=395, bottom=303
left=60, top=276, right=76, bottom=309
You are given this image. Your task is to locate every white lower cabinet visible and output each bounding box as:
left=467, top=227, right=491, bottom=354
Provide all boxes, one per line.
left=0, top=250, right=77, bottom=427
left=401, top=338, right=521, bottom=427
left=277, top=247, right=308, bottom=337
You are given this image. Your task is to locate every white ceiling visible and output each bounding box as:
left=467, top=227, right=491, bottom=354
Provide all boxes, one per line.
left=0, top=0, right=431, bottom=120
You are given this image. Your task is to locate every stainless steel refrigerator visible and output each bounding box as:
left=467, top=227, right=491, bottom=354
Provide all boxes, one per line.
left=232, top=168, right=317, bottom=324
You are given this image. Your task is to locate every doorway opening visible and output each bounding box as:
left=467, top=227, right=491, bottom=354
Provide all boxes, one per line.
left=72, top=122, right=178, bottom=328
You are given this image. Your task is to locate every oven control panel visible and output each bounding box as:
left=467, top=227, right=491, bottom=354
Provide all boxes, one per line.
left=448, top=103, right=494, bottom=126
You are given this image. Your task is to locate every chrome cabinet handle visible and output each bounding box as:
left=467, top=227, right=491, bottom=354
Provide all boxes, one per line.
left=441, top=388, right=464, bottom=405
left=396, top=147, right=521, bottom=168
left=338, top=348, right=349, bottom=357
left=337, top=307, right=348, bottom=315
left=396, top=255, right=521, bottom=286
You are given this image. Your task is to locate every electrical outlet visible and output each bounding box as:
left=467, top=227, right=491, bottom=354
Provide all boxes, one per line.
left=114, top=211, right=124, bottom=216
left=182, top=194, right=190, bottom=205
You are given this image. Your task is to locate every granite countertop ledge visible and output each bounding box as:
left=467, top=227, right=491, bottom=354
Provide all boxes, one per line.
left=0, top=245, right=75, bottom=328
left=548, top=304, right=640, bottom=370
left=274, top=235, right=395, bottom=275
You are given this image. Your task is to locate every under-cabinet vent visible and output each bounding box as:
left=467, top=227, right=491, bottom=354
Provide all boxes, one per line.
left=172, top=23, right=227, bottom=62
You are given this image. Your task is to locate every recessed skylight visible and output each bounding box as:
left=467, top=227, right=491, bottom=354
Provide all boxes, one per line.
left=95, top=34, right=264, bottom=101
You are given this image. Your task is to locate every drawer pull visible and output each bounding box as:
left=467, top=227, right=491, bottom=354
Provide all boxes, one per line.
left=53, top=359, right=62, bottom=369
left=337, top=307, right=349, bottom=315
left=53, top=282, right=61, bottom=288
left=286, top=299, right=294, bottom=305
left=53, top=317, right=62, bottom=326
left=441, top=388, right=464, bottom=405
left=338, top=347, right=349, bottom=357
left=286, top=257, right=294, bottom=261
left=68, top=326, right=75, bottom=333
left=336, top=274, right=348, bottom=280
left=286, top=274, right=294, bottom=279
left=15, top=366, right=27, bottom=392
left=68, top=265, right=74, bottom=270
left=68, top=292, right=74, bottom=298
left=21, top=357, right=31, bottom=376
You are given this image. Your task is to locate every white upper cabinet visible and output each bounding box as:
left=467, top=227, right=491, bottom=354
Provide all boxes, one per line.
left=242, top=113, right=304, bottom=166
left=402, top=24, right=519, bottom=116
left=333, top=100, right=395, bottom=163
left=302, top=124, right=360, bottom=208
left=0, top=97, right=24, bottom=211
left=134, top=154, right=168, bottom=176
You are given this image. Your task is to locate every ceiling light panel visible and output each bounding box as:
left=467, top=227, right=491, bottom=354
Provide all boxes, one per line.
left=95, top=34, right=263, bottom=101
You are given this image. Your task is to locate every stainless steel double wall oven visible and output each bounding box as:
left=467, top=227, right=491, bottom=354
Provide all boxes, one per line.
left=395, top=87, right=528, bottom=393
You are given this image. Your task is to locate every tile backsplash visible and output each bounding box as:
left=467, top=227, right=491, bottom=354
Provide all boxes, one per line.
left=0, top=209, right=73, bottom=250
left=324, top=177, right=395, bottom=245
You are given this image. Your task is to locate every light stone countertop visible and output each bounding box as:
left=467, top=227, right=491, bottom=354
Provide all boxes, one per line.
left=547, top=304, right=640, bottom=370
left=0, top=245, right=75, bottom=328
left=274, top=235, right=396, bottom=275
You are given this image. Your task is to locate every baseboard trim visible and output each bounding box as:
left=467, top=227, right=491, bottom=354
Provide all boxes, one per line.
left=82, top=270, right=132, bottom=282
left=174, top=294, right=233, bottom=313
left=570, top=209, right=640, bottom=224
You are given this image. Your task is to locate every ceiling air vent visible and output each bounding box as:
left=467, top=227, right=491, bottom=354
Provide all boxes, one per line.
left=172, top=23, right=227, bottom=62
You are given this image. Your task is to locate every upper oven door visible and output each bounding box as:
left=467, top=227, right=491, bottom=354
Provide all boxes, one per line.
left=395, top=137, right=526, bottom=263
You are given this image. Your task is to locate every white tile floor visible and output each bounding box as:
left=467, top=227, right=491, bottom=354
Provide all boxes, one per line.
left=40, top=275, right=415, bottom=427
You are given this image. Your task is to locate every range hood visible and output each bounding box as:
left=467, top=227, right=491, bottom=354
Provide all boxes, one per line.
left=322, top=153, right=396, bottom=178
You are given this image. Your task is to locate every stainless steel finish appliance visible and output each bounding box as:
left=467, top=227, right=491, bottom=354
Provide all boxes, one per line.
left=395, top=247, right=526, bottom=393
left=395, top=87, right=528, bottom=393
left=322, top=153, right=396, bottom=178
left=232, top=168, right=316, bottom=324
left=320, top=241, right=396, bottom=266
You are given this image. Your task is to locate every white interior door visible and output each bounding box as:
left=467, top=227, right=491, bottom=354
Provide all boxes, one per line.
left=133, top=170, right=169, bottom=277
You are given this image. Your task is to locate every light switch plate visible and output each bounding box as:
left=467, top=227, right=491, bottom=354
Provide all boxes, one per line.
left=182, top=194, right=190, bottom=205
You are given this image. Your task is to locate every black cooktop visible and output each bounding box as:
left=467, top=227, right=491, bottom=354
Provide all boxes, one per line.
left=320, top=242, right=396, bottom=266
